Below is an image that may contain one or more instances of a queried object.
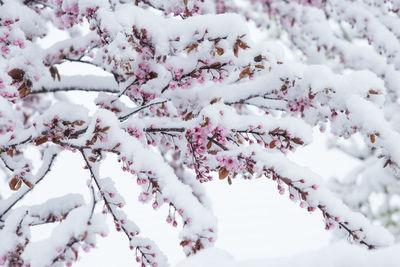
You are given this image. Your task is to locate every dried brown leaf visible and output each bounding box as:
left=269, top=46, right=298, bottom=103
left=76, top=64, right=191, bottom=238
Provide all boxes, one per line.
left=9, top=178, right=22, bottom=191
left=219, top=167, right=229, bottom=180
left=22, top=179, right=34, bottom=189
left=206, top=140, right=212, bottom=149
left=35, top=136, right=48, bottom=146
left=8, top=68, right=25, bottom=81
left=292, top=138, right=304, bottom=145
left=210, top=97, right=221, bottom=104
left=239, top=67, right=251, bottom=79
left=370, top=134, right=375, bottom=143
left=269, top=140, right=277, bottom=149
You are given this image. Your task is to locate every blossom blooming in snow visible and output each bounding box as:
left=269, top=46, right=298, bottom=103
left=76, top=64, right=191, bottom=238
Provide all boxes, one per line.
left=0, top=0, right=399, bottom=266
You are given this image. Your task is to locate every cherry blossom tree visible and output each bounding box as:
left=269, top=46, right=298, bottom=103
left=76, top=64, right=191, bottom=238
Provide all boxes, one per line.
left=0, top=0, right=399, bottom=266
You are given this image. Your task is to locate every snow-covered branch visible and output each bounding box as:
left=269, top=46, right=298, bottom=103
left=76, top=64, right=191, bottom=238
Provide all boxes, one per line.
left=1, top=0, right=400, bottom=265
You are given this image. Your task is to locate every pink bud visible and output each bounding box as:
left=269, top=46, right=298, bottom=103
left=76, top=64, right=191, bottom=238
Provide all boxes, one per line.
left=312, top=184, right=318, bottom=190
left=56, top=247, right=62, bottom=253
left=146, top=245, right=152, bottom=250
left=208, top=237, right=214, bottom=242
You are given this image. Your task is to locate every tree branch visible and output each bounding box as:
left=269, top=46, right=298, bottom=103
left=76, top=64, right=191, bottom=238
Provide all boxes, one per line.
left=31, top=87, right=119, bottom=94
left=80, top=149, right=156, bottom=265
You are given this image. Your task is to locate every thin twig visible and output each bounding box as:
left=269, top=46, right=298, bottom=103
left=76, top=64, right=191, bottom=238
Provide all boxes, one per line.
left=118, top=100, right=167, bottom=121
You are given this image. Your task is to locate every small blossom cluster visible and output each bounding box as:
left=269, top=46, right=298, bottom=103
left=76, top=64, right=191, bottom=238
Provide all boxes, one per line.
left=48, top=0, right=82, bottom=29
left=0, top=116, right=15, bottom=136
left=234, top=126, right=302, bottom=153
left=131, top=167, right=198, bottom=240
left=44, top=45, right=88, bottom=66
left=147, top=103, right=169, bottom=117
left=126, top=85, right=158, bottom=106
left=119, top=156, right=136, bottom=175
left=185, top=123, right=228, bottom=182
left=96, top=99, right=123, bottom=116
left=8, top=163, right=33, bottom=191
left=136, top=0, right=203, bottom=17
left=222, top=151, right=259, bottom=181
left=0, top=17, right=22, bottom=56
left=0, top=90, right=17, bottom=103
left=216, top=156, right=238, bottom=171
left=32, top=116, right=84, bottom=146
left=127, top=126, right=143, bottom=139
left=287, top=97, right=313, bottom=115
left=165, top=202, right=192, bottom=229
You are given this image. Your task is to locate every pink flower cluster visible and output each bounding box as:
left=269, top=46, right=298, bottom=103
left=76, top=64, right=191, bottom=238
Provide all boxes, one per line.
left=12, top=39, right=25, bottom=49
left=127, top=126, right=143, bottom=139
left=54, top=1, right=80, bottom=29
left=164, top=2, right=201, bottom=16
left=287, top=97, right=313, bottom=115
left=0, top=18, right=22, bottom=55
left=184, top=123, right=230, bottom=181
left=187, top=126, right=210, bottom=155
left=216, top=156, right=238, bottom=171
left=0, top=90, right=18, bottom=103
left=119, top=156, right=136, bottom=175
